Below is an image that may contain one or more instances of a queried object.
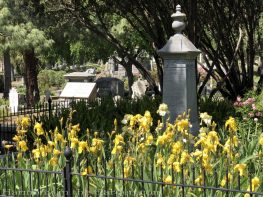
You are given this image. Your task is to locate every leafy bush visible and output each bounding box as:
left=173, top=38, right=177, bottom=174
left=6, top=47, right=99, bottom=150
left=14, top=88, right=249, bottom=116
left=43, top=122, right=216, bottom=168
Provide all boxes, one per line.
left=37, top=69, right=66, bottom=93
left=34, top=96, right=161, bottom=137
left=199, top=96, right=236, bottom=126
left=17, top=85, right=26, bottom=94
left=0, top=98, right=8, bottom=106
left=0, top=98, right=9, bottom=117
left=231, top=91, right=263, bottom=138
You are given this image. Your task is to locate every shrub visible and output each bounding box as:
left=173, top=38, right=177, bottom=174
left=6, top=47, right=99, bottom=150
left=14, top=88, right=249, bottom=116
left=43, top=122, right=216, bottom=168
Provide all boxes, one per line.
left=37, top=69, right=66, bottom=93
left=199, top=96, right=236, bottom=126
left=16, top=85, right=26, bottom=95
left=34, top=96, right=161, bottom=138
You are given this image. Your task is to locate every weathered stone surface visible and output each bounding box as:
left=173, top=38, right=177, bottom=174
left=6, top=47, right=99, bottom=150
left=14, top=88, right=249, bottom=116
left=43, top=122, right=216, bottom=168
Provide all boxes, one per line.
left=131, top=79, right=149, bottom=99
left=96, top=77, right=124, bottom=97
left=64, top=72, right=96, bottom=82
left=158, top=5, right=200, bottom=135
left=60, top=82, right=97, bottom=99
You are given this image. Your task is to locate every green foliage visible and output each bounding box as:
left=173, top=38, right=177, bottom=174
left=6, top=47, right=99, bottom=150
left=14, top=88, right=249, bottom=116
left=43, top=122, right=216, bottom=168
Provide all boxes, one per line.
left=0, top=99, right=8, bottom=119
left=0, top=98, right=8, bottom=105
left=36, top=96, right=161, bottom=137
left=2, top=101, right=263, bottom=196
left=0, top=1, right=53, bottom=53
left=37, top=69, right=66, bottom=93
left=199, top=96, right=236, bottom=126
left=16, top=85, right=26, bottom=95
left=232, top=91, right=263, bottom=134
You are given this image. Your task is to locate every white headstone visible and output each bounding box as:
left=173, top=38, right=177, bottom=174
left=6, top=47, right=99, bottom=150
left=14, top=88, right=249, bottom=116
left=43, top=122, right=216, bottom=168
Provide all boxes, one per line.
left=60, top=82, right=97, bottom=99
left=131, top=79, right=149, bottom=98
left=9, top=88, right=18, bottom=113
left=85, top=68, right=96, bottom=74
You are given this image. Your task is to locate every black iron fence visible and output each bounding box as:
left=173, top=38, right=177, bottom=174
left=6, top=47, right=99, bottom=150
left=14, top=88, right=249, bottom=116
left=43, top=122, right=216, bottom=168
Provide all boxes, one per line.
left=0, top=146, right=262, bottom=197
left=0, top=98, right=86, bottom=124
left=0, top=98, right=90, bottom=152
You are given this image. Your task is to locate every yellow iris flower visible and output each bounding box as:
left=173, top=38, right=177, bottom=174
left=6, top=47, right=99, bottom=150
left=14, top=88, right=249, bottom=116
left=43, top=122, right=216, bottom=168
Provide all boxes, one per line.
left=53, top=149, right=61, bottom=156
left=21, top=117, right=30, bottom=128
left=234, top=164, right=246, bottom=176
left=164, top=175, right=172, bottom=184
left=4, top=144, right=13, bottom=149
left=70, top=138, right=79, bottom=149
left=78, top=141, right=88, bottom=154
left=259, top=135, right=263, bottom=146
left=81, top=166, right=93, bottom=176
left=49, top=157, right=58, bottom=166
left=32, top=149, right=41, bottom=159
left=34, top=122, right=44, bottom=136
left=157, top=103, right=168, bottom=117
left=18, top=140, right=28, bottom=152
left=225, top=117, right=237, bottom=133
left=113, top=134, right=124, bottom=146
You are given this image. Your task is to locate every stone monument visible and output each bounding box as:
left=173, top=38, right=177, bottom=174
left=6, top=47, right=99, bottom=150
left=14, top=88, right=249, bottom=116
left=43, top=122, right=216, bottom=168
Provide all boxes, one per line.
left=131, top=79, right=149, bottom=99
left=60, top=82, right=97, bottom=100
left=158, top=5, right=200, bottom=135
left=9, top=88, right=18, bottom=113
left=96, top=77, right=124, bottom=97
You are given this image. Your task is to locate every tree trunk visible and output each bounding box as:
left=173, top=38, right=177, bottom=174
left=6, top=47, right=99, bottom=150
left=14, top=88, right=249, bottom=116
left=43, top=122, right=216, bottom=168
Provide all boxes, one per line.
left=23, top=49, right=40, bottom=107
left=153, top=53, right=163, bottom=94
left=3, top=50, right=12, bottom=99
left=247, top=33, right=255, bottom=89
left=188, top=0, right=197, bottom=45
left=256, top=57, right=263, bottom=94
left=125, top=64, right=133, bottom=97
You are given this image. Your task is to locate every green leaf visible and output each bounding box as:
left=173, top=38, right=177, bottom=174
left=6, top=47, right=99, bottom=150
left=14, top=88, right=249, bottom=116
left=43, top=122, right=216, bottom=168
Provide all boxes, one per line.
left=239, top=155, right=258, bottom=163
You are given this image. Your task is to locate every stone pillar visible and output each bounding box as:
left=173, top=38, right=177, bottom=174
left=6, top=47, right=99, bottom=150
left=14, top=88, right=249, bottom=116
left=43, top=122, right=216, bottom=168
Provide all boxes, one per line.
left=158, top=5, right=200, bottom=135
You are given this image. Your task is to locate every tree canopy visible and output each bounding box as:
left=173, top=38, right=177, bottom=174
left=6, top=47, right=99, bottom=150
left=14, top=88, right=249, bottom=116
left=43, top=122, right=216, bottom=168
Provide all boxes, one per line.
left=0, top=0, right=53, bottom=105
left=41, top=0, right=262, bottom=100
left=197, top=0, right=262, bottom=100
left=1, top=0, right=262, bottom=101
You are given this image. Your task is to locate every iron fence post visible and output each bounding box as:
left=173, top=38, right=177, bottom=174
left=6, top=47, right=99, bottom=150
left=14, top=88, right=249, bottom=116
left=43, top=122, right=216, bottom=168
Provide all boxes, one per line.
left=48, top=97, right=52, bottom=120
left=64, top=146, right=73, bottom=197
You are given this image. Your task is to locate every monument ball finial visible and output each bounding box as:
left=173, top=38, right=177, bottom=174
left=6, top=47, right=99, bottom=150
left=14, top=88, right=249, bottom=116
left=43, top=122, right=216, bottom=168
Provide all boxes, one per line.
left=176, top=4, right=181, bottom=12
left=171, top=4, right=186, bottom=34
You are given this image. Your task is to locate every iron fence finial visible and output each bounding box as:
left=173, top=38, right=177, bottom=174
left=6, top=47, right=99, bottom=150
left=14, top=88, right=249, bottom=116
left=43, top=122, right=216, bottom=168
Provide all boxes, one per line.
left=64, top=146, right=72, bottom=160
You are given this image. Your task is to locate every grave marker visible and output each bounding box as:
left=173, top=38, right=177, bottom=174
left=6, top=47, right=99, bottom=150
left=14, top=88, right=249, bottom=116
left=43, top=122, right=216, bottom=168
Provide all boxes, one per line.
left=158, top=5, right=200, bottom=135
left=9, top=88, right=18, bottom=113
left=60, top=82, right=97, bottom=100
left=131, top=79, right=149, bottom=98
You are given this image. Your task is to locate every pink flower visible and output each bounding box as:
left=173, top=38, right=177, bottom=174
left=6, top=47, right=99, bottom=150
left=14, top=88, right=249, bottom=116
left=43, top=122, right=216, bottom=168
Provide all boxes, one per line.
left=256, top=112, right=262, bottom=117
left=252, top=104, right=256, bottom=110
left=245, top=98, right=255, bottom=105
left=237, top=96, right=241, bottom=102
left=234, top=96, right=244, bottom=107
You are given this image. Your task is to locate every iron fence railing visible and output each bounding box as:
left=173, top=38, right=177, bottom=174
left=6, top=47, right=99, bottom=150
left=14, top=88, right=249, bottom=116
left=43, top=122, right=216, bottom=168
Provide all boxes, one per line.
left=0, top=146, right=262, bottom=197
left=0, top=167, right=63, bottom=196
left=0, top=99, right=90, bottom=152
left=0, top=98, right=89, bottom=124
